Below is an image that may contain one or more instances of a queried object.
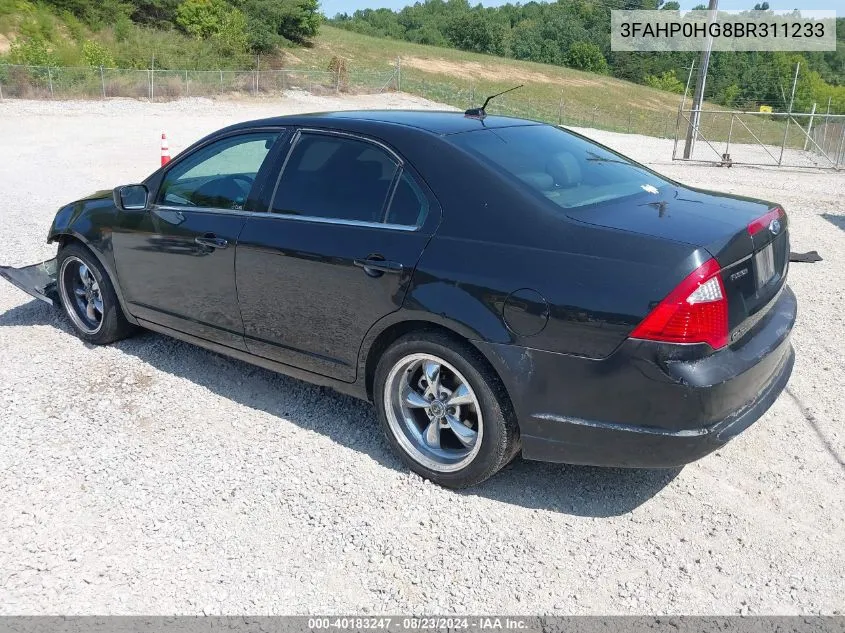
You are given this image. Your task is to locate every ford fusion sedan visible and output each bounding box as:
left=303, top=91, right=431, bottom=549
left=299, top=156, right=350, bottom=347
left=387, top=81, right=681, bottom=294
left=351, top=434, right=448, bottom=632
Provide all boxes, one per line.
left=0, top=110, right=795, bottom=488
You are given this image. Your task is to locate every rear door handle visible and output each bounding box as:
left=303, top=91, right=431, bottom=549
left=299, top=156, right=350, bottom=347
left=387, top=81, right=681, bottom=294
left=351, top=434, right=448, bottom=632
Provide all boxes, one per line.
left=354, top=257, right=404, bottom=277
left=195, top=236, right=228, bottom=249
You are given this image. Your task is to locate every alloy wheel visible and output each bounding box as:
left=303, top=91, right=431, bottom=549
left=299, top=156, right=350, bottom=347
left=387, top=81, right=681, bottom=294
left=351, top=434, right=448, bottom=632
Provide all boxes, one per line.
left=59, top=255, right=104, bottom=334
left=383, top=353, right=483, bottom=472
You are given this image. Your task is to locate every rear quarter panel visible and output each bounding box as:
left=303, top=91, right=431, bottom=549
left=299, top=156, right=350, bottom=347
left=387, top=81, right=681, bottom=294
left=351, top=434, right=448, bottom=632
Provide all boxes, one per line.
left=407, top=225, right=704, bottom=359
left=398, top=135, right=705, bottom=359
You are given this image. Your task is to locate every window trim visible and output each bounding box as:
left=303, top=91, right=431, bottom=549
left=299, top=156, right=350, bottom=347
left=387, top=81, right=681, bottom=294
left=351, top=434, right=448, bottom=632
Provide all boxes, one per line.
left=146, top=126, right=438, bottom=231
left=266, top=128, right=425, bottom=232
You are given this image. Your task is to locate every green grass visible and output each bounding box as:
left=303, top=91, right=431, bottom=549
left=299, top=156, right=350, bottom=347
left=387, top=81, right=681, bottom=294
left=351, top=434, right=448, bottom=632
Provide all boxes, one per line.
left=300, top=27, right=684, bottom=133
left=283, top=26, right=798, bottom=146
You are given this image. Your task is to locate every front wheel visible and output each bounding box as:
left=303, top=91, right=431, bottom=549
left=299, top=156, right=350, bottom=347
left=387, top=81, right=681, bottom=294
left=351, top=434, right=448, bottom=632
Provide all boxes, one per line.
left=374, top=332, right=519, bottom=488
left=57, top=242, right=136, bottom=345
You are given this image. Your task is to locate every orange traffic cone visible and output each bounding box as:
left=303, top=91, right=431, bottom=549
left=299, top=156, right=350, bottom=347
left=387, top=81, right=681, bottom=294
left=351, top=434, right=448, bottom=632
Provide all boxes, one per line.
left=161, top=132, right=170, bottom=166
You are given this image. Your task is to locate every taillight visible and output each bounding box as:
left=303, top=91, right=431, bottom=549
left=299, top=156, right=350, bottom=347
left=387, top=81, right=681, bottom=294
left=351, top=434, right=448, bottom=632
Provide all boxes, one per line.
left=631, top=258, right=728, bottom=349
left=747, top=207, right=784, bottom=237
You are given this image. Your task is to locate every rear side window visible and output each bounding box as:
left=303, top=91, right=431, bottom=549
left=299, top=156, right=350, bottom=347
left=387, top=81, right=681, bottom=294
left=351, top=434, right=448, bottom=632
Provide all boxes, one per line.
left=386, top=171, right=429, bottom=227
left=450, top=125, right=671, bottom=209
left=271, top=133, right=399, bottom=223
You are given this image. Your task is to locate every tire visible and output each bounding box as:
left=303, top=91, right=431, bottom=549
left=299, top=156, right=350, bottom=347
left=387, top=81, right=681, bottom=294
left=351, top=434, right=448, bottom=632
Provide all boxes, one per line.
left=56, top=242, right=136, bottom=345
left=374, top=331, right=520, bottom=488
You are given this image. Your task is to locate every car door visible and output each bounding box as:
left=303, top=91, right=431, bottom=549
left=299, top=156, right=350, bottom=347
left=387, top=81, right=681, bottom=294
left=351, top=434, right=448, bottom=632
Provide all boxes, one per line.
left=236, top=128, right=440, bottom=382
left=112, top=129, right=286, bottom=349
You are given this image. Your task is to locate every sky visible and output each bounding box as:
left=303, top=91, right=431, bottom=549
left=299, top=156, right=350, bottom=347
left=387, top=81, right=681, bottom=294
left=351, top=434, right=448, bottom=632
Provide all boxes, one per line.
left=320, top=0, right=843, bottom=18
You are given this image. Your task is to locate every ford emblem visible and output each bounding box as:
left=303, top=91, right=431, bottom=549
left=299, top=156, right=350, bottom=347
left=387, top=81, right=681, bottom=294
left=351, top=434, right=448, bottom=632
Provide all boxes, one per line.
left=769, top=219, right=781, bottom=236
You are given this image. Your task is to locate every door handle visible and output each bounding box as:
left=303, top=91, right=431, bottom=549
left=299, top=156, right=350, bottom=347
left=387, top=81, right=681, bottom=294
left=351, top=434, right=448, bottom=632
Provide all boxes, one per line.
left=354, top=257, right=403, bottom=277
left=195, top=235, right=228, bottom=249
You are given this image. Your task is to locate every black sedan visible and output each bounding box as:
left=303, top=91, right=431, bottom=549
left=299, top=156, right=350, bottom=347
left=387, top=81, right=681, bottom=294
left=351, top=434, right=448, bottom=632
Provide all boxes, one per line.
left=1, top=110, right=796, bottom=488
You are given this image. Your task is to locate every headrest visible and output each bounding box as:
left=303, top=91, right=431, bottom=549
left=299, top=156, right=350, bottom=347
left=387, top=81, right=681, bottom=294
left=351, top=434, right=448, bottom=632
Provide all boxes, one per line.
left=518, top=172, right=555, bottom=191
left=546, top=152, right=582, bottom=188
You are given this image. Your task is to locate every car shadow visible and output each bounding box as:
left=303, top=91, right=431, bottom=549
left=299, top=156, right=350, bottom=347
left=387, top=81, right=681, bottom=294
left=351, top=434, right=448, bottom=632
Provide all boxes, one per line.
left=821, top=213, right=845, bottom=232
left=0, top=299, right=680, bottom=517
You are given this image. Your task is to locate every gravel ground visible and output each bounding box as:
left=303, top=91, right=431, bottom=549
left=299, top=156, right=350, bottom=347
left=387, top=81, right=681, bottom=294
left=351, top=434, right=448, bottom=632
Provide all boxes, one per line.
left=0, top=95, right=843, bottom=616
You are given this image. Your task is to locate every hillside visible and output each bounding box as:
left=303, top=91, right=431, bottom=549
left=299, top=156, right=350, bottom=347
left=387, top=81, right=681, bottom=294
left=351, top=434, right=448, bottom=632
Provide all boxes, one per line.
left=298, top=25, right=692, bottom=136
left=295, top=26, right=800, bottom=147
left=0, top=4, right=808, bottom=145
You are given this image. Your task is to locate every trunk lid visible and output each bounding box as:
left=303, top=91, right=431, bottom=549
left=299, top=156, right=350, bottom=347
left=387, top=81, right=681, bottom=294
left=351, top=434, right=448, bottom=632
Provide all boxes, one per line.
left=567, top=186, right=789, bottom=343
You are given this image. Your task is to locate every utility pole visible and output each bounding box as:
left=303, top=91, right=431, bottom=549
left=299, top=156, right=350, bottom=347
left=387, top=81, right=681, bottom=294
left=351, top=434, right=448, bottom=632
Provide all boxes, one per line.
left=683, top=0, right=718, bottom=159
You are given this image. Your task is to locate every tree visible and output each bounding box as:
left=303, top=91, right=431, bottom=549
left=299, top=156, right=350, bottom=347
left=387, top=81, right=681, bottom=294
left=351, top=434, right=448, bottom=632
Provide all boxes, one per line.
left=176, top=0, right=229, bottom=39
left=565, top=41, right=609, bottom=74
left=444, top=13, right=505, bottom=55
left=510, top=20, right=546, bottom=62
left=644, top=69, right=685, bottom=93
left=174, top=0, right=248, bottom=55
left=241, top=0, right=321, bottom=45
left=130, top=0, right=180, bottom=27
left=41, top=0, right=131, bottom=27
left=82, top=40, right=115, bottom=67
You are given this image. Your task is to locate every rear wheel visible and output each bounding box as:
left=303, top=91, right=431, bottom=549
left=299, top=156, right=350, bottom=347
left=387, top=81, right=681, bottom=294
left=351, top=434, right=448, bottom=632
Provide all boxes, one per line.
left=57, top=242, right=135, bottom=345
left=374, top=332, right=519, bottom=488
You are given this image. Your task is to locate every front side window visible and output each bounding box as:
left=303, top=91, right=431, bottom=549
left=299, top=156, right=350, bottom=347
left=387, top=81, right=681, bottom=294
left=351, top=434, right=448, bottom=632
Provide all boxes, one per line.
left=157, top=132, right=279, bottom=210
left=450, top=125, right=672, bottom=209
left=271, top=133, right=399, bottom=223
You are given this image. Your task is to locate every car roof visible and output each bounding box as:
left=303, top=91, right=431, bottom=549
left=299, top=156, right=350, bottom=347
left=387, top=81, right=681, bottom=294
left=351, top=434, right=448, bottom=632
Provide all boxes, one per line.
left=228, top=110, right=546, bottom=136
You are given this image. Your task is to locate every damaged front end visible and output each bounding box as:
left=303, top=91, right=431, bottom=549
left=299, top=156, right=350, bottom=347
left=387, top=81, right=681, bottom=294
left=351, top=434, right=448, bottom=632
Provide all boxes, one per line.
left=0, top=258, right=59, bottom=306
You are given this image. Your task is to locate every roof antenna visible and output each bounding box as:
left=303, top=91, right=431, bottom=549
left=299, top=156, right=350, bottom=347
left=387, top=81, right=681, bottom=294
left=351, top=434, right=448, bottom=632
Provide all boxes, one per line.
left=465, top=84, right=524, bottom=119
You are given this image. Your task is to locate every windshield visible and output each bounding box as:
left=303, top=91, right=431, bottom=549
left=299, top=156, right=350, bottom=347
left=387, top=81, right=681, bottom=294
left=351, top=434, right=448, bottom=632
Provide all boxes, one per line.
left=450, top=125, right=671, bottom=209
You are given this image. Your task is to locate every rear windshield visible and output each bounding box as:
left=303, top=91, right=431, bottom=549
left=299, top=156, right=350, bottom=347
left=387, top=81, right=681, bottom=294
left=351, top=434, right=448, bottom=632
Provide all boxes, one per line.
left=450, top=125, right=671, bottom=209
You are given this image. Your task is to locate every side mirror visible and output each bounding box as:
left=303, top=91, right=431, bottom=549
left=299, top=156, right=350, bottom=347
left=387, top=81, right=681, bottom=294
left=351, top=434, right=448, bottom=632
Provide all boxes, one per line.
left=115, top=184, right=149, bottom=211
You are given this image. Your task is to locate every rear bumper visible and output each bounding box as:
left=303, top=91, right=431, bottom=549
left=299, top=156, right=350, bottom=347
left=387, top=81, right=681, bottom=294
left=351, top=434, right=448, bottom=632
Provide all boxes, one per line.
left=474, top=285, right=797, bottom=468
left=519, top=340, right=793, bottom=467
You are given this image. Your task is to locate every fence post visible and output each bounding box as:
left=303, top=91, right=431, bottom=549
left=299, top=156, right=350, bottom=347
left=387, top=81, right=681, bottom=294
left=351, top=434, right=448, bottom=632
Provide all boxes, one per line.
left=185, top=69, right=189, bottom=97
left=558, top=98, right=563, bottom=125
left=821, top=96, right=832, bottom=155
left=726, top=114, right=735, bottom=156
left=0, top=81, right=4, bottom=101
left=803, top=102, right=817, bottom=151
left=672, top=104, right=682, bottom=159
left=48, top=66, right=54, bottom=99
left=219, top=69, right=223, bottom=96
left=396, top=56, right=401, bottom=92
left=100, top=66, right=106, bottom=99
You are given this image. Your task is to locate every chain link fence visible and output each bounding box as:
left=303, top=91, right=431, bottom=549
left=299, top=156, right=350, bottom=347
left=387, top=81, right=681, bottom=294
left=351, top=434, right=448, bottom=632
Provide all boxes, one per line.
left=1, top=62, right=688, bottom=142
left=673, top=107, right=845, bottom=170
left=0, top=64, right=398, bottom=100
left=810, top=117, right=845, bottom=167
